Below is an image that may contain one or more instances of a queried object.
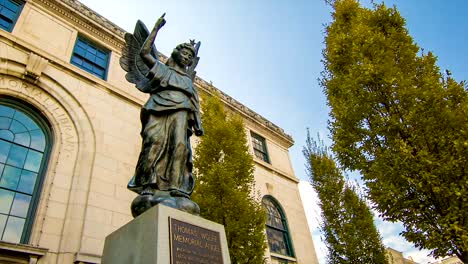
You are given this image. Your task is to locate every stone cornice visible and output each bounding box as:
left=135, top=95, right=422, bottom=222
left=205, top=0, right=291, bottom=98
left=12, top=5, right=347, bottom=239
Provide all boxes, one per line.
left=31, top=0, right=126, bottom=51
left=29, top=0, right=294, bottom=146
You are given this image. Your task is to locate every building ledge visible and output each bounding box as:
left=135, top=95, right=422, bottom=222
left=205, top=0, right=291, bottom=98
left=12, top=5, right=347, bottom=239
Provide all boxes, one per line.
left=271, top=252, right=297, bottom=262
left=255, top=158, right=299, bottom=183
left=74, top=252, right=102, bottom=264
left=0, top=241, right=48, bottom=264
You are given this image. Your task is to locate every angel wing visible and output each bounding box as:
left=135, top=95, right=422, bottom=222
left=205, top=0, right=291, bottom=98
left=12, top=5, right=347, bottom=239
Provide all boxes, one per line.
left=187, top=41, right=201, bottom=81
left=119, top=20, right=157, bottom=90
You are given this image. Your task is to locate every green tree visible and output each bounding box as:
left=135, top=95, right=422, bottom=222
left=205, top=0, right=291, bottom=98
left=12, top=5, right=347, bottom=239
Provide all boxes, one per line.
left=322, top=0, right=468, bottom=261
left=304, top=133, right=387, bottom=264
left=192, top=93, right=267, bottom=264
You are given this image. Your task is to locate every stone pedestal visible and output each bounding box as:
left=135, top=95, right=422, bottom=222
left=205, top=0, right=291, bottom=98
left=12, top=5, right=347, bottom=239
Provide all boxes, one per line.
left=101, top=204, right=230, bottom=264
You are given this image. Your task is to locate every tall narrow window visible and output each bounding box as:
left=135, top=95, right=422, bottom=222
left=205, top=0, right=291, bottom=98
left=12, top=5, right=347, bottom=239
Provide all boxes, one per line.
left=251, top=132, right=270, bottom=163
left=71, top=36, right=110, bottom=80
left=0, top=99, right=51, bottom=243
left=263, top=196, right=294, bottom=257
left=0, top=0, right=24, bottom=32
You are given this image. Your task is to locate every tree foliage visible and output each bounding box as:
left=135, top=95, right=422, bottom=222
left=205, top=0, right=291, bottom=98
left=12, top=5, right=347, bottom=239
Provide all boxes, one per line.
left=322, top=0, right=468, bottom=261
left=192, top=93, right=267, bottom=264
left=304, top=132, right=387, bottom=264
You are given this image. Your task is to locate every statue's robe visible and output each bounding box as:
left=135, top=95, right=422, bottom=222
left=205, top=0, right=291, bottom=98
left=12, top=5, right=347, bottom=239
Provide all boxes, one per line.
left=127, top=61, right=201, bottom=196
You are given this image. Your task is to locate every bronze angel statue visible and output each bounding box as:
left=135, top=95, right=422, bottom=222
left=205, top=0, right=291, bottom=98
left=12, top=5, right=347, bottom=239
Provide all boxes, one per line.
left=120, top=14, right=203, bottom=217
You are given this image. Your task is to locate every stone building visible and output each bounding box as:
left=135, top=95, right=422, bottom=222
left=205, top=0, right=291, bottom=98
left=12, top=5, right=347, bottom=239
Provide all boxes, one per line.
left=0, top=0, right=318, bottom=263
left=386, top=248, right=419, bottom=264
left=431, top=256, right=463, bottom=264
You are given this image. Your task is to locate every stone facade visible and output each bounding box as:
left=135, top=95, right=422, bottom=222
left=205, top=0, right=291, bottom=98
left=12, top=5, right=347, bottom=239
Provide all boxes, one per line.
left=0, top=0, right=318, bottom=263
left=431, top=256, right=463, bottom=264
left=386, top=248, right=419, bottom=264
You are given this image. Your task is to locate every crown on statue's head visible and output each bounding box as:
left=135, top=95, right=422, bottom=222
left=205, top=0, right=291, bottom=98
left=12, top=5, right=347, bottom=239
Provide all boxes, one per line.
left=189, top=39, right=197, bottom=47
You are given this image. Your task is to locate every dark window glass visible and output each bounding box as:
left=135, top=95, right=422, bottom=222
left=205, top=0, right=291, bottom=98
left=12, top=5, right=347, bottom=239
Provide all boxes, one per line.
left=0, top=0, right=24, bottom=32
left=263, top=197, right=294, bottom=257
left=0, top=101, right=50, bottom=244
left=251, top=132, right=270, bottom=163
left=71, top=36, right=110, bottom=79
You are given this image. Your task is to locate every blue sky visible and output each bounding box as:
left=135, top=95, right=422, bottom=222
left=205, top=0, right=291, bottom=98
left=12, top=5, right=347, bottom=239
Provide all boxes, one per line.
left=78, top=0, right=467, bottom=263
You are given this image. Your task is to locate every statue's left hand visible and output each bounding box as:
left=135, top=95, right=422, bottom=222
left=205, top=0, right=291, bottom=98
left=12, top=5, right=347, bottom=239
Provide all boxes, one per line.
left=194, top=128, right=204, bottom=136
left=155, top=13, right=166, bottom=30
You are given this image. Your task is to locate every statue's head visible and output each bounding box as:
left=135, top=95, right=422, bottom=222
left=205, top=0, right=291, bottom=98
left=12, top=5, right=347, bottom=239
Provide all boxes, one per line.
left=170, top=42, right=196, bottom=68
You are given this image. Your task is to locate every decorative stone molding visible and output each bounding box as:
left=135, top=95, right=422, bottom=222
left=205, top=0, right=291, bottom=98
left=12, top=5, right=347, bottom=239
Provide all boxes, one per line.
left=0, top=241, right=48, bottom=264
left=24, top=52, right=48, bottom=82
left=74, top=252, right=101, bottom=264
left=32, top=0, right=125, bottom=51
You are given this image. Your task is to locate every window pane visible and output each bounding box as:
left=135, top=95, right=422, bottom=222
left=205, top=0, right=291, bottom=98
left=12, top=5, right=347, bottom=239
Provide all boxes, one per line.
left=0, top=25, right=8, bottom=32
left=96, top=50, right=107, bottom=59
left=87, top=47, right=97, bottom=55
left=0, top=189, right=14, bottom=214
left=74, top=46, right=86, bottom=57
left=266, top=227, right=289, bottom=255
left=251, top=132, right=269, bottom=163
left=263, top=198, right=293, bottom=256
left=13, top=131, right=30, bottom=147
left=14, top=111, right=39, bottom=131
left=0, top=8, right=15, bottom=20
left=0, top=214, right=6, bottom=237
left=72, top=37, right=109, bottom=80
left=71, top=56, right=83, bottom=66
left=0, top=130, right=14, bottom=142
left=24, top=150, right=42, bottom=172
left=30, top=129, right=45, bottom=151
left=0, top=165, right=21, bottom=190
left=0, top=117, right=12, bottom=129
left=0, top=106, right=15, bottom=119
left=2, top=216, right=25, bottom=243
left=10, top=193, right=30, bottom=218
left=95, top=57, right=106, bottom=68
left=76, top=39, right=88, bottom=49
left=17, top=170, right=37, bottom=194
left=0, top=100, right=49, bottom=244
left=6, top=144, right=28, bottom=167
left=84, top=52, right=96, bottom=62
left=93, top=67, right=104, bottom=78
left=0, top=140, right=12, bottom=163
left=9, top=119, right=27, bottom=134
left=82, top=60, right=93, bottom=71
left=5, top=0, right=20, bottom=12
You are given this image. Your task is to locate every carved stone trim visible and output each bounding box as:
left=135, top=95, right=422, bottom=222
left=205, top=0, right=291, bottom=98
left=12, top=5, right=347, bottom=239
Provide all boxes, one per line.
left=24, top=52, right=48, bottom=82
left=31, top=0, right=125, bottom=51
left=0, top=241, right=48, bottom=264
left=74, top=252, right=101, bottom=264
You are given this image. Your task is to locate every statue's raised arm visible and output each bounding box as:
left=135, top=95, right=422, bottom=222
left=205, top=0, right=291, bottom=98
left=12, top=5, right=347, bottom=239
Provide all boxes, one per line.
left=140, top=13, right=165, bottom=68
left=119, top=16, right=164, bottom=91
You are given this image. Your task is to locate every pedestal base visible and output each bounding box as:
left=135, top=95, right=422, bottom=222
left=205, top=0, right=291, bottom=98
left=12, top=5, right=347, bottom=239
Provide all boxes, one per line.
left=101, top=204, right=230, bottom=264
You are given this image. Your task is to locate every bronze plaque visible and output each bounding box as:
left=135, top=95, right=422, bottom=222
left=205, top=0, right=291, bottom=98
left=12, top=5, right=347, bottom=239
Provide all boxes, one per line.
left=169, top=218, right=224, bottom=264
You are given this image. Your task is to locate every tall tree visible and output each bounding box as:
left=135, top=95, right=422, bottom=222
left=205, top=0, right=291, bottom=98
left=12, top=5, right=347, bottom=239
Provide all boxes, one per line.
left=304, top=133, right=387, bottom=264
left=322, top=0, right=468, bottom=261
left=192, top=93, right=267, bottom=264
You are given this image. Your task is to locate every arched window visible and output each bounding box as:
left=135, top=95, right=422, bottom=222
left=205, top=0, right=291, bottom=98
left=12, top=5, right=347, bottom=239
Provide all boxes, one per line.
left=0, top=98, right=52, bottom=244
left=262, top=196, right=294, bottom=257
